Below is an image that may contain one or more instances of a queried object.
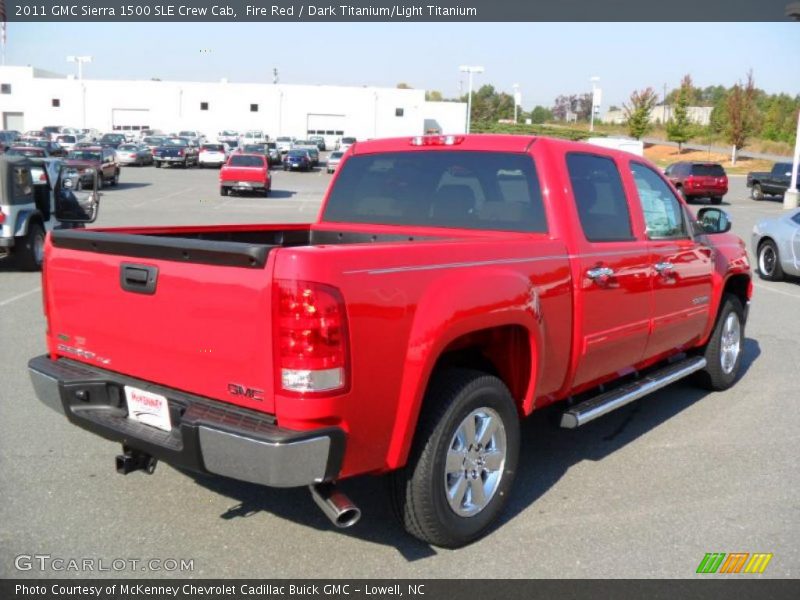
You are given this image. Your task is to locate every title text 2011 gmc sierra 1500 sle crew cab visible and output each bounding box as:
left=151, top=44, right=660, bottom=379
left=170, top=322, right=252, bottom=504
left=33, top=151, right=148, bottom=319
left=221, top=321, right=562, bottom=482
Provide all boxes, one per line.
left=29, top=134, right=752, bottom=547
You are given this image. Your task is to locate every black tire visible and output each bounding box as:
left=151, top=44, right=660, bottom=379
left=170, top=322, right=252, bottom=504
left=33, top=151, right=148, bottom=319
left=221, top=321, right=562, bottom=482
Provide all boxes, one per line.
left=220, top=186, right=228, bottom=197
left=18, top=221, right=45, bottom=271
left=695, top=295, right=745, bottom=391
left=111, top=170, right=119, bottom=186
left=390, top=368, right=520, bottom=548
left=154, top=161, right=161, bottom=169
left=710, top=196, right=722, bottom=205
left=96, top=176, right=103, bottom=190
left=757, top=239, right=783, bottom=281
left=751, top=183, right=764, bottom=201
left=262, top=188, right=270, bottom=197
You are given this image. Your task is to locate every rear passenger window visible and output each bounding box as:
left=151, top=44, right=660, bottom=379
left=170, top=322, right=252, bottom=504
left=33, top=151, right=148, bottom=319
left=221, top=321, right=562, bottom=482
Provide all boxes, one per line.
left=631, top=163, right=689, bottom=239
left=566, top=153, right=634, bottom=242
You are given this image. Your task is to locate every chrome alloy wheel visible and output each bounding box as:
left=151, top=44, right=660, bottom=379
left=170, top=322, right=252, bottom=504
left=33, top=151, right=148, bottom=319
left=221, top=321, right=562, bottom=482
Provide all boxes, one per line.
left=759, top=244, right=776, bottom=277
left=444, top=407, right=507, bottom=517
left=720, top=312, right=742, bottom=375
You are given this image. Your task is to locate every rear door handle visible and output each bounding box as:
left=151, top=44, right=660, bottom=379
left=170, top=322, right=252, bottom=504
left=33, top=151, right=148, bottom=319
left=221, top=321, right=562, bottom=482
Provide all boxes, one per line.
left=120, top=263, right=158, bottom=295
left=586, top=266, right=615, bottom=281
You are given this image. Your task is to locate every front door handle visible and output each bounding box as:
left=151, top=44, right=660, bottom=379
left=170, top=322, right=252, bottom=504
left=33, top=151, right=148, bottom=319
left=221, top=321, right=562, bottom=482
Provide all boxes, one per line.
left=586, top=266, right=615, bottom=281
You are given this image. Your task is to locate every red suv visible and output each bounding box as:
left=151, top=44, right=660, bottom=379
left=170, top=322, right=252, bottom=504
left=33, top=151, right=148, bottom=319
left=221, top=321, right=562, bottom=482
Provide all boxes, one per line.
left=664, top=161, right=728, bottom=204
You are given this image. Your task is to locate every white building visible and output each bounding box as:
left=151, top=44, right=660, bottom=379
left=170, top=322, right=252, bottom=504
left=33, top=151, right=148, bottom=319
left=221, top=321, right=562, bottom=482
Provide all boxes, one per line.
left=0, top=66, right=467, bottom=145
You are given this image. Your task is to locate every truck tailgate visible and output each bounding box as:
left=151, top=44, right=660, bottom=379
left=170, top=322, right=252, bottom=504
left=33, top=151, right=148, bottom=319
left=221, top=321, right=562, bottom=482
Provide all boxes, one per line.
left=45, top=230, right=277, bottom=414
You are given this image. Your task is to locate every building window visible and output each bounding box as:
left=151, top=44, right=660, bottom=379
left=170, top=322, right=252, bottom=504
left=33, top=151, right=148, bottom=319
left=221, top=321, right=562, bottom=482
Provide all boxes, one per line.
left=250, top=103, right=258, bottom=112
left=1, top=84, right=11, bottom=94
left=200, top=102, right=209, bottom=111
left=395, top=108, right=404, bottom=117
left=52, top=99, right=61, bottom=107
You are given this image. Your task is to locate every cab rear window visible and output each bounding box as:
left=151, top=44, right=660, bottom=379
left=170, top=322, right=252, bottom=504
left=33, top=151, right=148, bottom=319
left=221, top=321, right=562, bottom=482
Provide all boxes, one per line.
left=322, top=151, right=547, bottom=233
left=691, top=164, right=725, bottom=177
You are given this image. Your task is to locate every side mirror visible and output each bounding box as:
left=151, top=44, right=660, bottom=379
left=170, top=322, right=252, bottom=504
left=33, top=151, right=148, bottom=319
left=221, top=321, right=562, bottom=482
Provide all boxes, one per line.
left=696, top=207, right=731, bottom=235
left=55, top=166, right=99, bottom=223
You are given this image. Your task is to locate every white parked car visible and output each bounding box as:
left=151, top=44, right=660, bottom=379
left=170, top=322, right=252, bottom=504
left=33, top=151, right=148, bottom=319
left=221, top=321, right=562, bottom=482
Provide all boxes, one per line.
left=338, top=136, right=357, bottom=152
left=217, top=130, right=239, bottom=144
left=55, top=134, right=80, bottom=152
left=275, top=136, right=294, bottom=154
left=242, top=130, right=266, bottom=145
left=178, top=130, right=206, bottom=146
left=198, top=142, right=228, bottom=168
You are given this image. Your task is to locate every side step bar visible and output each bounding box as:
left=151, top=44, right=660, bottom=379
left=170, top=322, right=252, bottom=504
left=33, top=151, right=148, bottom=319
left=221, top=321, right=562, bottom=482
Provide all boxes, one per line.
left=560, top=356, right=707, bottom=429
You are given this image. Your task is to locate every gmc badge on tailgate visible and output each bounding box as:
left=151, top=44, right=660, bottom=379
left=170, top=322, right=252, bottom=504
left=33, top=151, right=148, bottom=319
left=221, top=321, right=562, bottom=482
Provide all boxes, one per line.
left=227, top=383, right=265, bottom=402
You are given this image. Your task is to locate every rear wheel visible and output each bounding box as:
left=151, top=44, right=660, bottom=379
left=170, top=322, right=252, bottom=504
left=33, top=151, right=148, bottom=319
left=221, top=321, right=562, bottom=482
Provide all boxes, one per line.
left=710, top=196, right=722, bottom=205
left=154, top=161, right=161, bottom=169
left=18, top=221, right=45, bottom=271
left=390, top=369, right=520, bottom=548
left=111, top=170, right=119, bottom=186
left=752, top=183, right=764, bottom=201
left=695, top=295, right=745, bottom=391
left=757, top=239, right=783, bottom=281
left=220, top=187, right=228, bottom=197
left=97, top=176, right=104, bottom=190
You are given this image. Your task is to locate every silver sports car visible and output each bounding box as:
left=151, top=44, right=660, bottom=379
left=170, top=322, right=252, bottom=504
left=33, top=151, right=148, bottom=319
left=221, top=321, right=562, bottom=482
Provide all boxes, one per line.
left=752, top=209, right=800, bottom=280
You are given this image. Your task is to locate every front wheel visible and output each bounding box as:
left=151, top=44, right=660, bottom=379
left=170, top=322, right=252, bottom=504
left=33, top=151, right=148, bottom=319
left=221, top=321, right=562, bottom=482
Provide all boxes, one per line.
left=752, top=183, right=764, bottom=201
left=219, top=186, right=228, bottom=197
left=757, top=239, right=783, bottom=281
left=695, top=295, right=745, bottom=391
left=154, top=161, right=161, bottom=169
left=390, top=369, right=520, bottom=548
left=111, top=170, right=119, bottom=186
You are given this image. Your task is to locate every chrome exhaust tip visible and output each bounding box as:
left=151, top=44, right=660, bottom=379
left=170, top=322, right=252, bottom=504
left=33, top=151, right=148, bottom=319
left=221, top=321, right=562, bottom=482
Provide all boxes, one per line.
left=310, top=483, right=361, bottom=528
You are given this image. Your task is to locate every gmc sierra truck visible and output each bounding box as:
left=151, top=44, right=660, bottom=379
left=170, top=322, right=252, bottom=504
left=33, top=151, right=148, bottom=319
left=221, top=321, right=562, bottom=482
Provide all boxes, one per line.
left=29, top=134, right=752, bottom=548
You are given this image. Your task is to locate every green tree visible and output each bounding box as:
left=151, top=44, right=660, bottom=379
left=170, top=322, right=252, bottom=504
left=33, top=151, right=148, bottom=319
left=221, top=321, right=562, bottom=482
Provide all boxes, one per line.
left=396, top=82, right=413, bottom=89
left=425, top=90, right=444, bottom=102
left=624, top=87, right=658, bottom=139
left=666, top=75, right=693, bottom=152
left=529, top=106, right=552, bottom=124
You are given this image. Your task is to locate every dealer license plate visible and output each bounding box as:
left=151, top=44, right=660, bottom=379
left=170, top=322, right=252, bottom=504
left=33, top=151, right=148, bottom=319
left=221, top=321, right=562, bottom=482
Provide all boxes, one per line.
left=124, top=386, right=172, bottom=432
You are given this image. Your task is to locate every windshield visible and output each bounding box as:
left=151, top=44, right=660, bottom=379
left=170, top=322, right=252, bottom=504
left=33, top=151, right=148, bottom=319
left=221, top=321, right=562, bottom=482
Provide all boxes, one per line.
left=143, top=137, right=164, bottom=145
left=330, top=152, right=344, bottom=160
left=277, top=137, right=291, bottom=142
left=101, top=134, right=124, bottom=142
left=341, top=137, right=356, bottom=144
left=287, top=151, right=308, bottom=158
left=203, top=144, right=224, bottom=151
left=323, top=151, right=547, bottom=233
left=57, top=136, right=76, bottom=143
left=229, top=155, right=264, bottom=167
left=68, top=150, right=102, bottom=161
left=162, top=139, right=188, bottom=147
left=243, top=145, right=265, bottom=153
left=178, top=131, right=196, bottom=137
left=220, top=130, right=237, bottom=136
left=691, top=163, right=725, bottom=177
left=118, top=145, right=139, bottom=151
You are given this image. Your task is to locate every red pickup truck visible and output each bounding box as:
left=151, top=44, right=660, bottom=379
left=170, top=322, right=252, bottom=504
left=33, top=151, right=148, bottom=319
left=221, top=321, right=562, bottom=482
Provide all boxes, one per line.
left=29, top=135, right=751, bottom=548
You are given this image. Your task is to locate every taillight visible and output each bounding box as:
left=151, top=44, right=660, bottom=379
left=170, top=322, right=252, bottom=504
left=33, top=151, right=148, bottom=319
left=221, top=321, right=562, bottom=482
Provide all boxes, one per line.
left=275, top=279, right=349, bottom=394
left=178, top=149, right=185, bottom=156
left=0, top=211, right=5, bottom=224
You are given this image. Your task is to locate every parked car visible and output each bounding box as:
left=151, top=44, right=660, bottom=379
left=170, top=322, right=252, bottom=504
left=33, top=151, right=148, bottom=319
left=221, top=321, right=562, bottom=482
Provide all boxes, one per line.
left=23, top=130, right=47, bottom=140
left=219, top=153, right=271, bottom=196
left=292, top=141, right=319, bottom=166
left=326, top=150, right=344, bottom=174
left=55, top=135, right=80, bottom=152
left=0, top=130, right=20, bottom=150
left=178, top=130, right=205, bottom=146
left=217, top=130, right=239, bottom=144
left=152, top=138, right=199, bottom=169
left=5, top=146, right=48, bottom=159
left=664, top=161, right=728, bottom=204
left=28, top=134, right=751, bottom=548
left=0, top=155, right=99, bottom=269
left=64, top=146, right=120, bottom=189
left=99, top=133, right=126, bottom=149
left=242, top=130, right=267, bottom=146
left=283, top=149, right=312, bottom=171
left=308, top=135, right=326, bottom=151
left=29, top=140, right=66, bottom=157
left=265, top=142, right=281, bottom=166
left=139, top=129, right=164, bottom=138
left=747, top=162, right=799, bottom=201
left=338, top=136, right=356, bottom=152
left=275, top=136, right=294, bottom=154
left=198, top=143, right=228, bottom=168
left=79, top=128, right=102, bottom=142
left=751, top=208, right=800, bottom=281
left=116, top=143, right=154, bottom=166
left=142, top=136, right=167, bottom=154
left=42, top=126, right=63, bottom=141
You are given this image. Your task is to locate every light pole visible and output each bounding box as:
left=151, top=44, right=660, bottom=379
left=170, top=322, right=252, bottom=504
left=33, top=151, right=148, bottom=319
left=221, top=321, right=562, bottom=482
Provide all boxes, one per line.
left=784, top=108, right=800, bottom=209
left=459, top=65, right=484, bottom=134
left=513, top=83, right=520, bottom=124
left=66, top=55, right=92, bottom=81
left=589, top=76, right=600, bottom=132
left=67, top=56, right=92, bottom=129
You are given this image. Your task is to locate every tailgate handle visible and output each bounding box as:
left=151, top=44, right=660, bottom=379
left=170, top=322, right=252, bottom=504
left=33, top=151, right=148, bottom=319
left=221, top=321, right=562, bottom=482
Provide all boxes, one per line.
left=120, top=263, right=158, bottom=295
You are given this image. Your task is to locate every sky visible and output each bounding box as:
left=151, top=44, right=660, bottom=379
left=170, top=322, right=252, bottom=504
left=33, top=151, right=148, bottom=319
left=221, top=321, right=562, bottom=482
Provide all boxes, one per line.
left=5, top=22, right=799, bottom=110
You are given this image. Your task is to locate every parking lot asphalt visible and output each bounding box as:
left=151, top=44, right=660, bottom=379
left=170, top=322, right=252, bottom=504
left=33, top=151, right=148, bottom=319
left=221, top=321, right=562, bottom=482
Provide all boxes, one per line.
left=1, top=161, right=798, bottom=578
